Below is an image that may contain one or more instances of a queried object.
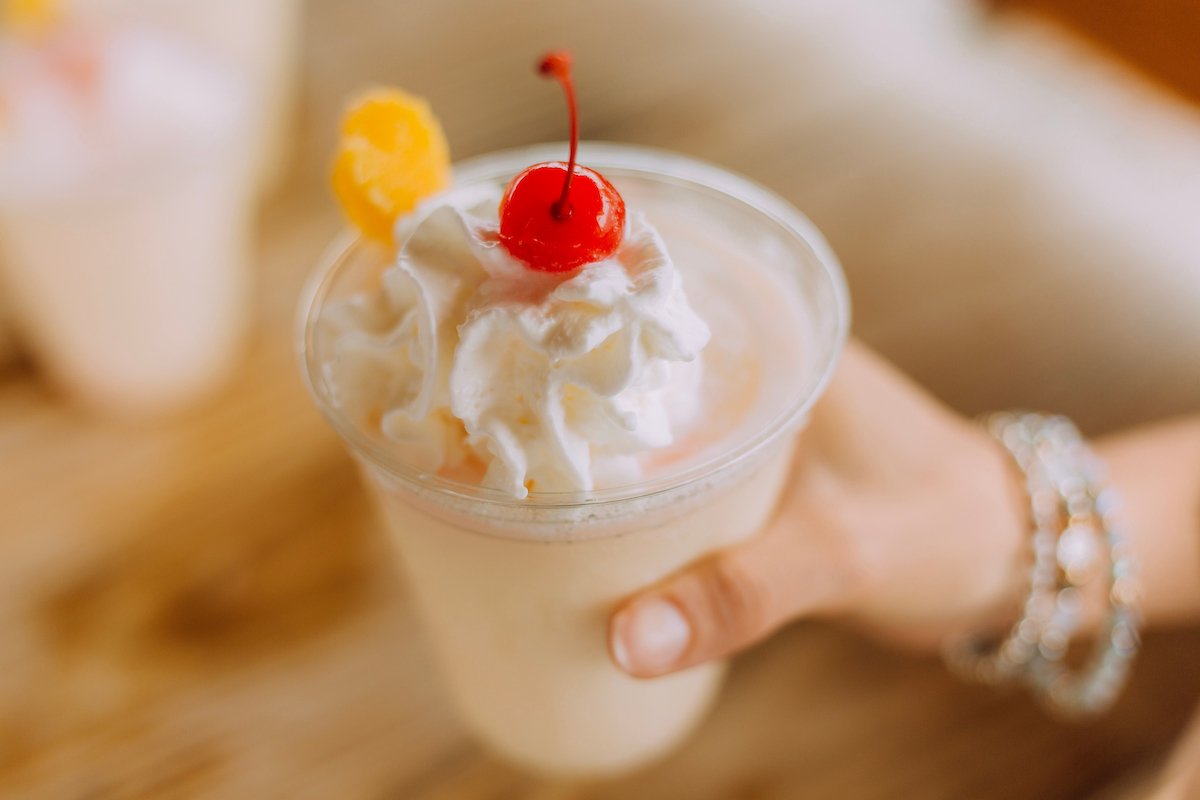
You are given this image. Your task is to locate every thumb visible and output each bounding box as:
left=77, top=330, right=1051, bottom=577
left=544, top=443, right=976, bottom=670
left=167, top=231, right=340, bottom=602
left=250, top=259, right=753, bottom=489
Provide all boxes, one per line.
left=608, top=511, right=850, bottom=678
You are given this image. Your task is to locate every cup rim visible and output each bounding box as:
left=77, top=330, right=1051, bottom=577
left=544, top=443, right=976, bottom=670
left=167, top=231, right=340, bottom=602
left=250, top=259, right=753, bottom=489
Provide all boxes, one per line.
left=297, top=142, right=850, bottom=510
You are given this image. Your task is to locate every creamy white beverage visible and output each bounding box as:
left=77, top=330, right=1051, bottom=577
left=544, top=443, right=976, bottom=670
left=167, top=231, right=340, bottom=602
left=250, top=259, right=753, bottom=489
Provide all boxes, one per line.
left=302, top=144, right=848, bottom=775
left=0, top=23, right=255, bottom=412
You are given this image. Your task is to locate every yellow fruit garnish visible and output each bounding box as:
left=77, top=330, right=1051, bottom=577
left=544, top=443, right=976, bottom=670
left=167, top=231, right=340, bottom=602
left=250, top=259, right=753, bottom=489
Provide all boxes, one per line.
left=3, top=0, right=60, bottom=38
left=331, top=88, right=451, bottom=243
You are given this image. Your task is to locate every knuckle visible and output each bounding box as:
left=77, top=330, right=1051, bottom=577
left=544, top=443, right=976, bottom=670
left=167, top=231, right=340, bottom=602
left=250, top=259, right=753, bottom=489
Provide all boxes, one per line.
left=702, top=553, right=774, bottom=639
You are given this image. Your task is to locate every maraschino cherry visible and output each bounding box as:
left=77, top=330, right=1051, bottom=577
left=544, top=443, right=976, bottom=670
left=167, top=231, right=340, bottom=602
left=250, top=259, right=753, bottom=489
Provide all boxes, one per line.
left=499, top=51, right=626, bottom=273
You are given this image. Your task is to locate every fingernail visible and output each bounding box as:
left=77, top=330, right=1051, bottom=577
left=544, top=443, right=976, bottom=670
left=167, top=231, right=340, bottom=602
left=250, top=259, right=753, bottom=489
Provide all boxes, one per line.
left=611, top=597, right=691, bottom=675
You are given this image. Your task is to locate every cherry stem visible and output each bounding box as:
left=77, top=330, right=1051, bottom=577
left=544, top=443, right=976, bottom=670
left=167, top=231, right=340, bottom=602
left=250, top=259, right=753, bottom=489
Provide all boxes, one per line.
left=539, top=51, right=577, bottom=222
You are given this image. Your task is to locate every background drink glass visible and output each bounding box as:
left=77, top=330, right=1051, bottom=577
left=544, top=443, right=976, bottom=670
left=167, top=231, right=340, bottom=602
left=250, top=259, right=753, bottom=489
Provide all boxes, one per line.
left=0, top=51, right=255, bottom=414
left=71, top=0, right=303, bottom=191
left=299, top=144, right=849, bottom=775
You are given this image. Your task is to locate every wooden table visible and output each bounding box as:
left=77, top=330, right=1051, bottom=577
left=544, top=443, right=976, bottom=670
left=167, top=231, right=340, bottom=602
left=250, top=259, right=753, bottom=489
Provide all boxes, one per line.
left=3, top=1, right=1200, bottom=797
left=995, top=0, right=1200, bottom=103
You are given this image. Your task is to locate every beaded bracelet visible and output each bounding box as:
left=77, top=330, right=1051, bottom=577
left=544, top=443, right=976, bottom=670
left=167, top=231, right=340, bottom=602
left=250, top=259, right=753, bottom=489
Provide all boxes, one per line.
left=944, top=412, right=1142, bottom=717
left=943, top=414, right=1063, bottom=685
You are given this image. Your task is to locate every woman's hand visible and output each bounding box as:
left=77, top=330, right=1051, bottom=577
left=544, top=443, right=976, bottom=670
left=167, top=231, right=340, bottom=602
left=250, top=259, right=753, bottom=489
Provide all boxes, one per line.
left=608, top=341, right=1029, bottom=677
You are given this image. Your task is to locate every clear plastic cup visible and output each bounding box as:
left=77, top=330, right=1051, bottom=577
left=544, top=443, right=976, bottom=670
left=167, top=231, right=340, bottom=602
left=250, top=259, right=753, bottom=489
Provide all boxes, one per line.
left=298, top=144, right=849, bottom=775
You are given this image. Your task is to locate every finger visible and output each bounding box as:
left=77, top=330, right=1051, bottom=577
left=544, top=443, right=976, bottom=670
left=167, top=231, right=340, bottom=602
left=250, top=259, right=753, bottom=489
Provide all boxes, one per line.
left=608, top=513, right=850, bottom=678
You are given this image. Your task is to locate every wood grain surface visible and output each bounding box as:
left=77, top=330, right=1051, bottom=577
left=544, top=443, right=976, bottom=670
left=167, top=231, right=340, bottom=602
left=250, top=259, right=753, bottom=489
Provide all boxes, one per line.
left=2, top=1, right=1199, bottom=798
left=993, top=0, right=1200, bottom=103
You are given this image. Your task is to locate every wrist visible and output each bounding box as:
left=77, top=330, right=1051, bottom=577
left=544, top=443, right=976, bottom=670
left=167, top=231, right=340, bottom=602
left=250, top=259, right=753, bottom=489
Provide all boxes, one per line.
left=945, top=413, right=1144, bottom=716
left=1096, top=419, right=1200, bottom=628
left=853, top=416, right=1030, bottom=649
left=946, top=421, right=1031, bottom=635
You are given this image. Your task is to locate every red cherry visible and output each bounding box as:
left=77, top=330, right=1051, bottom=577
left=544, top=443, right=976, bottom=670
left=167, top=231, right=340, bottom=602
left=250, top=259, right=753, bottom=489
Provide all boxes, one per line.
left=499, top=162, right=625, bottom=273
left=498, top=50, right=626, bottom=273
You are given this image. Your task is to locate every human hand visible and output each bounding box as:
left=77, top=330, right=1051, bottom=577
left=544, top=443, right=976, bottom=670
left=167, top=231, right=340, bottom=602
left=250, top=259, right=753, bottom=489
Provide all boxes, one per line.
left=608, top=341, right=1029, bottom=677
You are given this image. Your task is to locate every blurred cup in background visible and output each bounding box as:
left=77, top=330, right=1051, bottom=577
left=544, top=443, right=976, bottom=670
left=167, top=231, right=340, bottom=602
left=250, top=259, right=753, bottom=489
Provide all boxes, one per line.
left=72, top=0, right=303, bottom=192
left=0, top=23, right=256, bottom=414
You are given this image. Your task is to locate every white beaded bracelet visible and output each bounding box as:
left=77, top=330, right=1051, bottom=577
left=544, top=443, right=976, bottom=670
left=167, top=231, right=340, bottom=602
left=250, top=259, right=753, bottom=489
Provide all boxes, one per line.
left=944, top=412, right=1142, bottom=717
left=944, top=414, right=1063, bottom=685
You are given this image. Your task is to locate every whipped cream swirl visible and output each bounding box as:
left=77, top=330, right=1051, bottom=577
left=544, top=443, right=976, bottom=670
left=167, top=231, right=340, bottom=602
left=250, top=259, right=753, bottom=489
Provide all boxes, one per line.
left=323, top=184, right=711, bottom=498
